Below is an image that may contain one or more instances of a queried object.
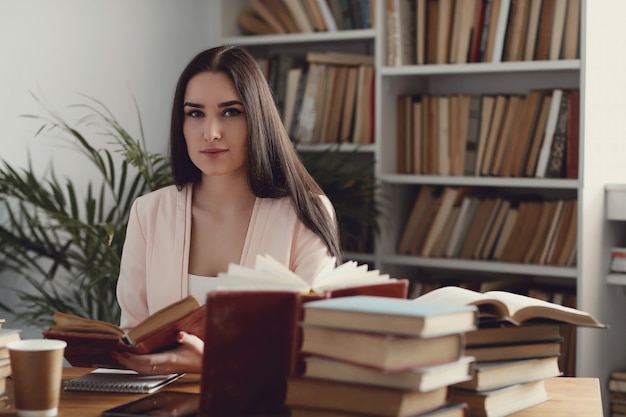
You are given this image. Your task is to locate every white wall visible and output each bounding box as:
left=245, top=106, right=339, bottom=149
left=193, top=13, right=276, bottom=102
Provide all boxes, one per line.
left=580, top=0, right=626, bottom=412
left=0, top=0, right=218, bottom=336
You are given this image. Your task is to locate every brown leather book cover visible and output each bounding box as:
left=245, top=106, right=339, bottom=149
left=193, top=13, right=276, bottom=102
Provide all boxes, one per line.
left=198, top=281, right=408, bottom=416
left=43, top=305, right=206, bottom=368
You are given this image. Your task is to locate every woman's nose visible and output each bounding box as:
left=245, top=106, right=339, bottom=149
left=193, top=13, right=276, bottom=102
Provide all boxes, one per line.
left=203, top=117, right=221, bottom=141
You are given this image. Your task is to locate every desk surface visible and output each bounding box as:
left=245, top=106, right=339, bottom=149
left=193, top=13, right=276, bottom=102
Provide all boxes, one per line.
left=0, top=368, right=603, bottom=417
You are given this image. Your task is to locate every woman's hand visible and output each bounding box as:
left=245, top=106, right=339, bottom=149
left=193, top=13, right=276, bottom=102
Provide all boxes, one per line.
left=112, top=331, right=204, bottom=375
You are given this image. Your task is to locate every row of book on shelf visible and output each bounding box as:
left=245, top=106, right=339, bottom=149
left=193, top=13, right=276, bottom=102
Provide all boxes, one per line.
left=286, top=285, right=605, bottom=417
left=396, top=88, right=579, bottom=179
left=397, top=185, right=577, bottom=267
left=237, top=0, right=375, bottom=36
left=386, top=0, right=581, bottom=66
left=256, top=51, right=375, bottom=145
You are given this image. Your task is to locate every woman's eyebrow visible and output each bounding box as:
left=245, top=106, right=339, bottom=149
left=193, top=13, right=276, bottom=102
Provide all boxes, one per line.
left=219, top=100, right=243, bottom=108
left=183, top=102, right=203, bottom=108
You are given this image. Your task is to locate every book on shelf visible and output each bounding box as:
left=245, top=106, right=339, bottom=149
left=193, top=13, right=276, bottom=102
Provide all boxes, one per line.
left=454, top=356, right=561, bottom=392
left=43, top=295, right=205, bottom=368
left=63, top=368, right=184, bottom=394
left=561, top=0, right=581, bottom=60
left=414, top=285, right=606, bottom=327
left=548, top=0, right=568, bottom=60
left=523, top=0, right=543, bottom=61
left=300, top=325, right=466, bottom=371
left=285, top=377, right=448, bottom=417
left=449, top=379, right=549, bottom=417
left=544, top=89, right=571, bottom=178
left=565, top=89, right=580, bottom=179
left=198, top=255, right=409, bottom=416
left=301, top=294, right=477, bottom=337
left=534, top=0, right=557, bottom=60
left=248, top=0, right=288, bottom=34
left=303, top=355, right=473, bottom=391
left=282, top=0, right=315, bottom=33
left=465, top=339, right=562, bottom=362
left=290, top=402, right=468, bottom=417
left=502, top=0, right=530, bottom=62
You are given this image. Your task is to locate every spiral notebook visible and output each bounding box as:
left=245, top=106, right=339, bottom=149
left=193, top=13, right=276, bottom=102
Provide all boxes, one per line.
left=63, top=368, right=184, bottom=394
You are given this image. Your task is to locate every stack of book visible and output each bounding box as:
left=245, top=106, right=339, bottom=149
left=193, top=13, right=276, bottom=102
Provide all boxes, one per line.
left=609, top=370, right=626, bottom=417
left=0, top=321, right=21, bottom=407
left=416, top=286, right=606, bottom=417
left=285, top=295, right=478, bottom=417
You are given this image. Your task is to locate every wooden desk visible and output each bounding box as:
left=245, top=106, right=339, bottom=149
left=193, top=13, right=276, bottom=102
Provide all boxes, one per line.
left=0, top=368, right=603, bottom=417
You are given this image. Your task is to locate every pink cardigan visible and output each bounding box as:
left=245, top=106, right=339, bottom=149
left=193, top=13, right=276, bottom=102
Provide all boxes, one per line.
left=116, top=184, right=335, bottom=329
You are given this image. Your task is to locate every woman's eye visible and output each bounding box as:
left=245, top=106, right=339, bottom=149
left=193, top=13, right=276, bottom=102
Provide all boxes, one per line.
left=223, top=108, right=243, bottom=117
left=186, top=110, right=203, bottom=118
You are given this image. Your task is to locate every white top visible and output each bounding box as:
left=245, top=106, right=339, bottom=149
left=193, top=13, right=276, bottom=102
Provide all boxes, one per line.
left=188, top=274, right=218, bottom=304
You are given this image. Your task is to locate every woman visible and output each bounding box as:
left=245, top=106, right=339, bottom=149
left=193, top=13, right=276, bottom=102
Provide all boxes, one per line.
left=113, top=45, right=341, bottom=374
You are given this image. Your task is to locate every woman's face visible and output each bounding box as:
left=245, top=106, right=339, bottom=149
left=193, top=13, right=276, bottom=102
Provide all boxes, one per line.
left=183, top=71, right=248, bottom=179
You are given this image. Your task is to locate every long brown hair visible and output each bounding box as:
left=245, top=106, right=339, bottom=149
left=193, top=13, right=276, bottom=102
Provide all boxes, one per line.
left=169, top=45, right=341, bottom=261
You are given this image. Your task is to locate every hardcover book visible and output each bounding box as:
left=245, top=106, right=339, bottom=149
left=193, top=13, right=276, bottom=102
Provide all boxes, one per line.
left=43, top=295, right=205, bottom=368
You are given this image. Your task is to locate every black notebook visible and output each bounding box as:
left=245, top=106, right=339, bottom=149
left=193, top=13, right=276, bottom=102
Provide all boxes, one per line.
left=63, top=368, right=184, bottom=394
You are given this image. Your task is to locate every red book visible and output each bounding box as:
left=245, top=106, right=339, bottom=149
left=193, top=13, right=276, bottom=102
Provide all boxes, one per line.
left=199, top=281, right=409, bottom=416
left=565, top=90, right=580, bottom=179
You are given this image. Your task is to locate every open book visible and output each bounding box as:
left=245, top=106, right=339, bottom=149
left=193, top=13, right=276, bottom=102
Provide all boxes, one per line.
left=43, top=295, right=205, bottom=368
left=214, top=254, right=397, bottom=293
left=414, top=286, right=605, bottom=328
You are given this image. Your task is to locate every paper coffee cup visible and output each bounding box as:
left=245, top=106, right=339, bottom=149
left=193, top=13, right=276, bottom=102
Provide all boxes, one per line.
left=7, top=339, right=67, bottom=417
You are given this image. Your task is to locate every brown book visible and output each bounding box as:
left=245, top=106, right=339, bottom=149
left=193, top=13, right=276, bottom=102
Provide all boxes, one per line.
left=305, top=52, right=375, bottom=66
left=479, top=199, right=511, bottom=259
left=508, top=90, right=545, bottom=176
left=435, top=0, right=454, bottom=64
left=339, top=66, right=359, bottom=142
left=290, top=403, right=469, bottom=417
left=397, top=95, right=408, bottom=173
left=472, top=197, right=504, bottom=258
left=502, top=201, right=544, bottom=262
left=502, top=0, right=531, bottom=62
left=465, top=323, right=562, bottom=346
left=449, top=0, right=477, bottom=64
left=421, top=187, right=460, bottom=257
left=450, top=380, right=549, bottom=417
left=534, top=0, right=556, bottom=60
left=412, top=97, right=424, bottom=174
left=409, top=187, right=443, bottom=254
left=237, top=9, right=276, bottom=35
left=397, top=186, right=434, bottom=254
left=43, top=295, right=205, bottom=368
left=422, top=95, right=439, bottom=174
left=301, top=0, right=327, bottom=31
left=303, top=355, right=473, bottom=391
left=352, top=65, right=375, bottom=144
left=489, top=95, right=521, bottom=175
left=199, top=286, right=409, bottom=415
left=480, top=95, right=508, bottom=176
left=524, top=93, right=552, bottom=176
left=491, top=206, right=519, bottom=260
left=498, top=95, right=527, bottom=177
left=268, top=0, right=300, bottom=33
left=474, top=95, right=495, bottom=176
left=282, top=0, right=315, bottom=32
left=522, top=200, right=557, bottom=263
left=459, top=197, right=498, bottom=259
left=416, top=0, right=427, bottom=65
left=466, top=340, right=562, bottom=362
left=313, top=66, right=336, bottom=143
left=535, top=199, right=564, bottom=264
left=454, top=357, right=561, bottom=391
left=483, top=0, right=502, bottom=62
left=324, top=67, right=350, bottom=143
left=415, top=285, right=605, bottom=327
left=248, top=0, right=288, bottom=33
left=437, top=96, right=451, bottom=175
left=561, top=0, right=580, bottom=59
left=426, top=0, right=440, bottom=64
left=523, top=0, right=543, bottom=60
left=547, top=199, right=577, bottom=265
left=286, top=377, right=448, bottom=417
left=548, top=0, right=568, bottom=60
left=556, top=201, right=578, bottom=266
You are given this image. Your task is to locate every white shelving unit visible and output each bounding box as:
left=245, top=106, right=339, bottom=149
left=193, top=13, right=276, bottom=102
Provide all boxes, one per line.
left=213, top=2, right=626, bottom=412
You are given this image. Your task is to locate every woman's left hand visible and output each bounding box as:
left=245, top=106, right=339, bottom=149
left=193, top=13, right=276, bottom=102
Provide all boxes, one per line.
left=112, top=331, right=204, bottom=375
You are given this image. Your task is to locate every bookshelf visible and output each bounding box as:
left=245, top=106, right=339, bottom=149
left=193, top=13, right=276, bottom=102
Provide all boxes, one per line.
left=213, top=0, right=626, bottom=409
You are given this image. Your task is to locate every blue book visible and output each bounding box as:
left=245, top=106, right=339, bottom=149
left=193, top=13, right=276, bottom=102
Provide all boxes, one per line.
left=302, top=295, right=478, bottom=337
